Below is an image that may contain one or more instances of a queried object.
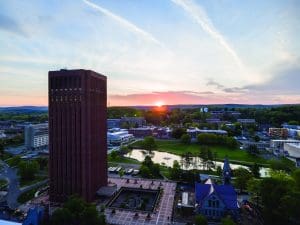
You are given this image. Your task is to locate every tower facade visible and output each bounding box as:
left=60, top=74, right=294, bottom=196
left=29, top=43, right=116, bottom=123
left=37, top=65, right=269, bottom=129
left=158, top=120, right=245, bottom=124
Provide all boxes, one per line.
left=48, top=69, right=107, bottom=202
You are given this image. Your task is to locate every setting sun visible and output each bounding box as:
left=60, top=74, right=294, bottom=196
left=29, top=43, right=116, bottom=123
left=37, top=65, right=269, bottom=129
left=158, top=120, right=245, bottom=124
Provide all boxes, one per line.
left=154, top=101, right=164, bottom=107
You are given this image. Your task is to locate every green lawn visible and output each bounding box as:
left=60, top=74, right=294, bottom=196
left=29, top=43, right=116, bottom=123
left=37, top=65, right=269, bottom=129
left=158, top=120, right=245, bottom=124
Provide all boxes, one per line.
left=17, top=187, right=39, bottom=204
left=108, top=155, right=140, bottom=164
left=132, top=139, right=269, bottom=166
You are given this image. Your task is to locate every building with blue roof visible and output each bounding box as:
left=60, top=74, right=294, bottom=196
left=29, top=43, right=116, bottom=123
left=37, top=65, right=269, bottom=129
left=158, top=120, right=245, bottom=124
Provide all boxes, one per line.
left=195, top=158, right=239, bottom=219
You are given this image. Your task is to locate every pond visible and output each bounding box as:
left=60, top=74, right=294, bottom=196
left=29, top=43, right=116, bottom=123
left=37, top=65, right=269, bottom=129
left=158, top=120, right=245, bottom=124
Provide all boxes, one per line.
left=125, top=149, right=270, bottom=177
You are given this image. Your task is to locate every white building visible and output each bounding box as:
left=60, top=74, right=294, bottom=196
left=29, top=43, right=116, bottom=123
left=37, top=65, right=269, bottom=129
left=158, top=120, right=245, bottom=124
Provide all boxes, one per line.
left=187, top=128, right=227, bottom=139
left=0, top=130, right=6, bottom=139
left=284, top=143, right=300, bottom=167
left=107, top=129, right=134, bottom=146
left=24, top=123, right=48, bottom=150
left=270, top=139, right=300, bottom=156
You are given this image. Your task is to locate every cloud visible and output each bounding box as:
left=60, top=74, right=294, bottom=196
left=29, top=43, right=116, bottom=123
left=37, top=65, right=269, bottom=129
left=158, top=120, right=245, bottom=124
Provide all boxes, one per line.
left=170, top=0, right=243, bottom=68
left=109, top=90, right=223, bottom=106
left=206, top=80, right=224, bottom=89
left=0, top=14, right=27, bottom=36
left=82, top=0, right=165, bottom=48
left=246, top=65, right=300, bottom=94
left=223, top=87, right=248, bottom=93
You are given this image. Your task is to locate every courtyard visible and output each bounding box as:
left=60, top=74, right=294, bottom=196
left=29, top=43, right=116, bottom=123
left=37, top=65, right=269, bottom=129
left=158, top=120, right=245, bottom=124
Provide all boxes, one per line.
left=104, top=177, right=176, bottom=225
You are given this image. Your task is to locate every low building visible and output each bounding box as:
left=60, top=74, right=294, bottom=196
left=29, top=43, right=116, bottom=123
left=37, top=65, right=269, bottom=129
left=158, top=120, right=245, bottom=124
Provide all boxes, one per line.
left=239, top=140, right=270, bottom=151
left=24, top=123, right=48, bottom=150
left=195, top=159, right=239, bottom=220
left=120, top=117, right=146, bottom=128
left=284, top=143, right=300, bottom=167
left=0, top=130, right=6, bottom=139
left=270, top=139, right=300, bottom=155
left=237, top=119, right=256, bottom=124
left=187, top=128, right=227, bottom=139
left=107, top=119, right=121, bottom=129
left=155, top=127, right=172, bottom=139
left=107, top=129, right=134, bottom=146
left=269, top=128, right=288, bottom=139
left=128, top=127, right=155, bottom=138
left=282, top=124, right=300, bottom=138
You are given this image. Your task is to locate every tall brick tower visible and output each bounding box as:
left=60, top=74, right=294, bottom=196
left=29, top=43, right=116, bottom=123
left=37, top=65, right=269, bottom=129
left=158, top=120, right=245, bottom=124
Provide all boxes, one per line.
left=48, top=69, right=107, bottom=202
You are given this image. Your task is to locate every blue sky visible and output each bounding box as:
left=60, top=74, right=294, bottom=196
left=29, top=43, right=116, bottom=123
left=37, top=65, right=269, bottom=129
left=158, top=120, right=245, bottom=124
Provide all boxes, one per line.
left=0, top=0, right=299, bottom=106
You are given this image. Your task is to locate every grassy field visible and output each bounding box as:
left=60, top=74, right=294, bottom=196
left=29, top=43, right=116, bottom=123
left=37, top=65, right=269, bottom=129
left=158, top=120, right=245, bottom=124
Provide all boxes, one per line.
left=132, top=139, right=269, bottom=166
left=17, top=187, right=39, bottom=204
left=108, top=154, right=140, bottom=164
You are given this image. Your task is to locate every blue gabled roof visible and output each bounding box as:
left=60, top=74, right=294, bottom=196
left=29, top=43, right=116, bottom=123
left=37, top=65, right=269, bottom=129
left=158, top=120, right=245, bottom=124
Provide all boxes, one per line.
left=195, top=183, right=238, bottom=210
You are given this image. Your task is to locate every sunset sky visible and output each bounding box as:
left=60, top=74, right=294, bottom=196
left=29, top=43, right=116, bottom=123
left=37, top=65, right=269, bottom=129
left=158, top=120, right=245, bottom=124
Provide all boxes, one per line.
left=0, top=0, right=299, bottom=106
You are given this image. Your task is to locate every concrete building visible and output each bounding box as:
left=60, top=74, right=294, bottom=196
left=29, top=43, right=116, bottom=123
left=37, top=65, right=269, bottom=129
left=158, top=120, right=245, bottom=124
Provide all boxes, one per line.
left=107, top=119, right=121, bottom=129
left=48, top=69, right=107, bottom=202
left=24, top=123, right=48, bottom=150
left=284, top=143, right=300, bottom=167
left=107, top=129, right=134, bottom=146
left=0, top=130, right=6, bottom=139
left=269, top=128, right=288, bottom=139
left=239, top=140, right=270, bottom=151
left=187, top=128, right=227, bottom=139
left=128, top=127, right=155, bottom=137
left=237, top=119, right=256, bottom=124
left=270, top=139, right=300, bottom=156
left=120, top=117, right=146, bottom=128
left=282, top=124, right=300, bottom=138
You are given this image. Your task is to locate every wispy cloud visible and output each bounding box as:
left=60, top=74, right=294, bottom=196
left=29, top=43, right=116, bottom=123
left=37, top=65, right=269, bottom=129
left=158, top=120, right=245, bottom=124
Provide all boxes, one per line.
left=206, top=79, right=224, bottom=89
left=170, top=0, right=243, bottom=68
left=0, top=13, right=27, bottom=37
left=82, top=0, right=165, bottom=48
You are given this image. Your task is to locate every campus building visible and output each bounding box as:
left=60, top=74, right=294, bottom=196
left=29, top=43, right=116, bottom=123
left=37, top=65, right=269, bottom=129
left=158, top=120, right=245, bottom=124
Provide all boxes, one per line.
left=269, top=128, right=288, bottom=139
left=48, top=69, right=107, bottom=202
left=195, top=158, right=239, bottom=219
left=24, top=123, right=48, bottom=150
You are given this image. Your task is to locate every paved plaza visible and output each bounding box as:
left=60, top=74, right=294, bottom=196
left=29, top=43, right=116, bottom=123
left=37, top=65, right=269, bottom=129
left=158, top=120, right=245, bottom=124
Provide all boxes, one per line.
left=104, top=177, right=176, bottom=225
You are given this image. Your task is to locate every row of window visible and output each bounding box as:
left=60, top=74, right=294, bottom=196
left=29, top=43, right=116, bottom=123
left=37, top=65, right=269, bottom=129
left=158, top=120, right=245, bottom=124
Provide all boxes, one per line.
left=204, top=209, right=222, bottom=217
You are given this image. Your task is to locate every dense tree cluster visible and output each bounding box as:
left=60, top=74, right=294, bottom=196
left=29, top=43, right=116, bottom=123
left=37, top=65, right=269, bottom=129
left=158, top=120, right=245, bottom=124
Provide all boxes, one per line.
left=139, top=156, right=161, bottom=179
left=18, top=160, right=39, bottom=181
left=197, top=134, right=238, bottom=149
left=50, top=196, right=106, bottom=225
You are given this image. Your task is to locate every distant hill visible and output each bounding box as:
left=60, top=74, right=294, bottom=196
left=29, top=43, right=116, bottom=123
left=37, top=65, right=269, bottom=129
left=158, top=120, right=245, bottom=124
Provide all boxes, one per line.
left=0, top=106, right=48, bottom=113
left=131, top=104, right=293, bottom=110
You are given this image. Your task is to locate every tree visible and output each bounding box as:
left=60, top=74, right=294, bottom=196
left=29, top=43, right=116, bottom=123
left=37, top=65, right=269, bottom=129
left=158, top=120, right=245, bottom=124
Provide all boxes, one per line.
left=18, top=160, right=39, bottom=181
left=140, top=165, right=152, bottom=178
left=7, top=155, right=21, bottom=167
left=51, top=208, right=72, bottom=225
left=254, top=135, right=260, bottom=142
left=247, top=144, right=259, bottom=156
left=247, top=178, right=262, bottom=206
left=36, top=157, right=48, bottom=170
left=233, top=167, right=253, bottom=193
left=250, top=163, right=260, bottom=178
left=110, top=151, right=118, bottom=160
left=169, top=160, right=182, bottom=180
left=118, top=169, right=125, bottom=178
left=0, top=142, right=4, bottom=158
left=171, top=128, right=186, bottom=139
left=142, top=136, right=157, bottom=152
left=195, top=214, right=208, bottom=225
left=180, top=134, right=191, bottom=144
left=50, top=195, right=105, bottom=225
left=221, top=216, right=236, bottom=225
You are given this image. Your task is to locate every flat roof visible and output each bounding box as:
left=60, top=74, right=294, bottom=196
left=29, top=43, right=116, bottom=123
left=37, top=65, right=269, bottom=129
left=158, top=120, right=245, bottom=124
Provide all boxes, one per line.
left=0, top=220, right=22, bottom=225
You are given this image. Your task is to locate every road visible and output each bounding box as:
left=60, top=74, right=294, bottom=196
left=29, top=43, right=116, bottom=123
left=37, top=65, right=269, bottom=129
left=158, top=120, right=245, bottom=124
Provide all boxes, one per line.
left=0, top=160, right=48, bottom=209
left=0, top=160, right=20, bottom=209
